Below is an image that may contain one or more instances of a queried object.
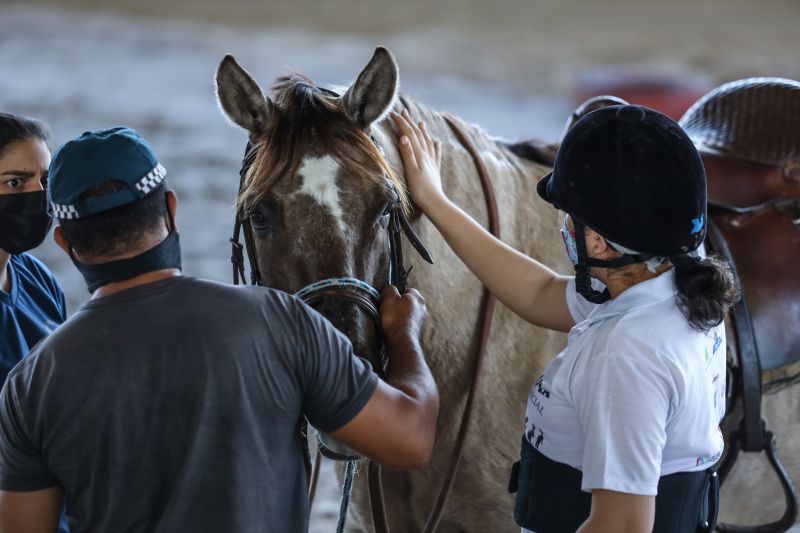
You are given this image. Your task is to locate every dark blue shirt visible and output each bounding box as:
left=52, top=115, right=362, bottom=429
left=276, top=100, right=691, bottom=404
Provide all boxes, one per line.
left=1, top=253, right=69, bottom=532
left=1, top=253, right=66, bottom=384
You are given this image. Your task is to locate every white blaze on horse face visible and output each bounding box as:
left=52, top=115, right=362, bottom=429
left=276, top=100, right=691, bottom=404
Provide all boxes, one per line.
left=298, top=155, right=347, bottom=235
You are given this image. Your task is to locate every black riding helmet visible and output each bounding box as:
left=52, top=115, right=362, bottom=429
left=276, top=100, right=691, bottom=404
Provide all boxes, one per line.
left=537, top=104, right=707, bottom=303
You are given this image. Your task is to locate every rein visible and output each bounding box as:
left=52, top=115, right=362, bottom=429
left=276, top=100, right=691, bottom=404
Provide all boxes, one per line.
left=416, top=114, right=500, bottom=533
left=228, top=111, right=499, bottom=533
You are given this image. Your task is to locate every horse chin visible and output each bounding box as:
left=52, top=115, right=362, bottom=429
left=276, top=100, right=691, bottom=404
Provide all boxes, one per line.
left=316, top=301, right=383, bottom=370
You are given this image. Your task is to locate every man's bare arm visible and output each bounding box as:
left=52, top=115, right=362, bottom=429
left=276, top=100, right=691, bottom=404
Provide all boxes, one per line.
left=330, top=287, right=439, bottom=469
left=0, top=487, right=62, bottom=533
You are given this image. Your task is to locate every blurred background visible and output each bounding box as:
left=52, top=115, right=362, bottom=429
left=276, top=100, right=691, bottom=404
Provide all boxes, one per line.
left=2, top=0, right=799, bottom=530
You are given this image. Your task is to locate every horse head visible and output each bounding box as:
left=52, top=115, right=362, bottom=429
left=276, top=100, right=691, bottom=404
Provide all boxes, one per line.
left=215, top=47, right=425, bottom=367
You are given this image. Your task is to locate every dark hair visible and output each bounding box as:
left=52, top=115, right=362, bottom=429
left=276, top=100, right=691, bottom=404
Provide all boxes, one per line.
left=673, top=254, right=739, bottom=331
left=59, top=182, right=168, bottom=258
left=0, top=112, right=51, bottom=156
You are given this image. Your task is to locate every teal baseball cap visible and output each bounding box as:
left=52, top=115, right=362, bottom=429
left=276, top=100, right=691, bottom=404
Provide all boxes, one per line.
left=48, top=127, right=167, bottom=220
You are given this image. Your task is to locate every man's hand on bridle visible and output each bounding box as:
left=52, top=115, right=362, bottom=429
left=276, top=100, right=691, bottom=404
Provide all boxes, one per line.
left=379, top=285, right=428, bottom=347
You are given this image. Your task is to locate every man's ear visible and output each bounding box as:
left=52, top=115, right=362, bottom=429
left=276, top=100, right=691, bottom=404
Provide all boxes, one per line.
left=53, top=226, right=69, bottom=255
left=166, top=190, right=179, bottom=232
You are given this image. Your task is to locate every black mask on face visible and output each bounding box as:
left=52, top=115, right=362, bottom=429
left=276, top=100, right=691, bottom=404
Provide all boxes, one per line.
left=71, top=230, right=182, bottom=293
left=0, top=190, right=53, bottom=255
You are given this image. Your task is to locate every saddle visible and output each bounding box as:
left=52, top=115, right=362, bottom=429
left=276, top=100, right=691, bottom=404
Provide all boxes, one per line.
left=680, top=79, right=800, bottom=384
left=680, top=78, right=800, bottom=533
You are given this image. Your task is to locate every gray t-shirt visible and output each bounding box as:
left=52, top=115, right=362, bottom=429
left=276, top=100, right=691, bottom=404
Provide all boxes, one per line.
left=0, top=277, right=378, bottom=533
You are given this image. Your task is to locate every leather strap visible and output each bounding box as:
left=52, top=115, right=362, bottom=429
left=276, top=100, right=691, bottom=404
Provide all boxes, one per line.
left=707, top=216, right=799, bottom=532
left=421, top=114, right=500, bottom=532
left=231, top=142, right=261, bottom=286
left=365, top=114, right=499, bottom=533
left=307, top=449, right=322, bottom=507
left=231, top=218, right=245, bottom=285
left=368, top=461, right=390, bottom=533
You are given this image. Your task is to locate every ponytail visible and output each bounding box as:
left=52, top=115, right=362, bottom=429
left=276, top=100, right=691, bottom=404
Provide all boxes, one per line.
left=673, top=254, right=739, bottom=332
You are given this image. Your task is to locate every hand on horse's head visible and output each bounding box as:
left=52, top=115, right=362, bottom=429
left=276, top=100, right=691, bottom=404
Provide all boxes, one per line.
left=391, top=109, right=445, bottom=213
left=379, top=284, right=428, bottom=348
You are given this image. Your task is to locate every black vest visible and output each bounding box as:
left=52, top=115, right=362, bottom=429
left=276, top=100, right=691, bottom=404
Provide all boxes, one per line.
left=508, top=439, right=719, bottom=533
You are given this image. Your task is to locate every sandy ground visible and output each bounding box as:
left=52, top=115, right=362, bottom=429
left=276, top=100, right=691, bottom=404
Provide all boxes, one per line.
left=2, top=1, right=799, bottom=530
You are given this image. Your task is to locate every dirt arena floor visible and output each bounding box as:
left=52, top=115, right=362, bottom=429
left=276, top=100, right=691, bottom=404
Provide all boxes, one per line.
left=2, top=0, right=799, bottom=530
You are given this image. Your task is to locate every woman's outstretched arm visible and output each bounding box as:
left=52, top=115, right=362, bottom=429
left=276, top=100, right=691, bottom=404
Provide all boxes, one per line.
left=391, top=110, right=574, bottom=332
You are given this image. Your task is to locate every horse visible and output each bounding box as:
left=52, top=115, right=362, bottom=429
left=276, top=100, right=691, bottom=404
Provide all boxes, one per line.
left=215, top=46, right=567, bottom=531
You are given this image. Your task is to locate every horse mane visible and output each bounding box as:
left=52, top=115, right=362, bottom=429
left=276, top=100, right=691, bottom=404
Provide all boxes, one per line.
left=240, top=72, right=408, bottom=211
left=503, top=139, right=558, bottom=167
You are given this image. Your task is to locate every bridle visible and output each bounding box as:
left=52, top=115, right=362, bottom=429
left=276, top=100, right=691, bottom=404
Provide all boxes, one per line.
left=228, top=108, right=499, bottom=533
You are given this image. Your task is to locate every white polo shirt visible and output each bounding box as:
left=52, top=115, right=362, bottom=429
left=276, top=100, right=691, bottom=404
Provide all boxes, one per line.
left=523, top=269, right=726, bottom=496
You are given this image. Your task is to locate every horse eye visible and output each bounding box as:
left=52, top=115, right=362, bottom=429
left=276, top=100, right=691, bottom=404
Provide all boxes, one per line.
left=249, top=206, right=271, bottom=232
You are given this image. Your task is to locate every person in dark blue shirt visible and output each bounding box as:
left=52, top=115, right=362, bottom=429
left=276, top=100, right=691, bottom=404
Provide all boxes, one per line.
left=0, top=113, right=66, bottom=381
left=0, top=113, right=68, bottom=533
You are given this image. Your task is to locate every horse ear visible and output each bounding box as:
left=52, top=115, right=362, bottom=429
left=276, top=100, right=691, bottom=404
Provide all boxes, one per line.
left=341, top=47, right=399, bottom=129
left=215, top=54, right=274, bottom=134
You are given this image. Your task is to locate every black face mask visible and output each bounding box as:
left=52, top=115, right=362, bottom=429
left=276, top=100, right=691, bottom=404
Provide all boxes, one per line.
left=0, top=190, right=53, bottom=254
left=71, top=231, right=182, bottom=293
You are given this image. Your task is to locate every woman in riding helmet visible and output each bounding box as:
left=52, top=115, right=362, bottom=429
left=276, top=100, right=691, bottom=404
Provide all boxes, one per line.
left=392, top=104, right=737, bottom=533
left=0, top=113, right=66, bottom=384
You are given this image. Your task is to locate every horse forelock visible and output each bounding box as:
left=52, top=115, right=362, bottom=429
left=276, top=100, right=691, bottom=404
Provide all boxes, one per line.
left=238, top=72, right=408, bottom=213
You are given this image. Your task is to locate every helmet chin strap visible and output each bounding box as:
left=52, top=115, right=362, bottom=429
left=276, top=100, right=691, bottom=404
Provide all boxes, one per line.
left=572, top=220, right=653, bottom=304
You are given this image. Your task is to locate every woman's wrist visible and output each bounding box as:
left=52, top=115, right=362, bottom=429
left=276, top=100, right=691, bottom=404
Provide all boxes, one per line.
left=413, top=190, right=450, bottom=218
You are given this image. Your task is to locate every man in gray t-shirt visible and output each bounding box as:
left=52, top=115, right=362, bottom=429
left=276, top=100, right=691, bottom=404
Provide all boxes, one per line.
left=0, top=128, right=438, bottom=533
